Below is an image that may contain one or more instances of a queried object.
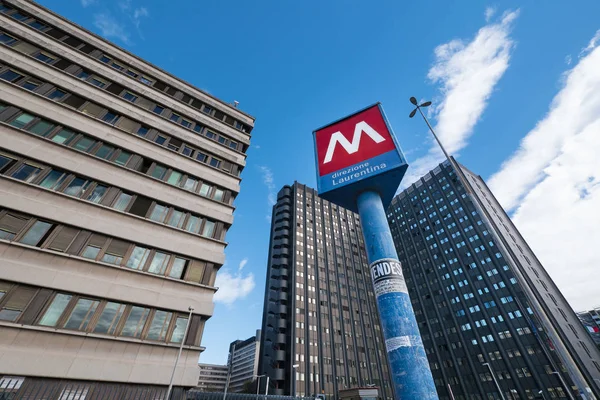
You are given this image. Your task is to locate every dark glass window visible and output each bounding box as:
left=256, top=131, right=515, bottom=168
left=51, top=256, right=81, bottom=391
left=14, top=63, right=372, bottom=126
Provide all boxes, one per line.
left=73, top=137, right=95, bottom=152
left=123, top=92, right=137, bottom=102
left=19, top=220, right=53, bottom=246
left=22, top=80, right=40, bottom=91
left=11, top=164, right=41, bottom=183
left=153, top=105, right=164, bottom=114
left=137, top=126, right=149, bottom=137
left=29, top=20, right=48, bottom=31
left=100, top=55, right=110, bottom=63
left=209, top=158, right=221, bottom=168
left=102, top=112, right=119, bottom=124
left=0, top=69, right=23, bottom=82
left=0, top=33, right=17, bottom=45
left=10, top=12, right=29, bottom=21
left=9, top=113, right=35, bottom=129
left=35, top=52, right=55, bottom=64
left=154, top=136, right=167, bottom=145
left=47, top=89, right=67, bottom=100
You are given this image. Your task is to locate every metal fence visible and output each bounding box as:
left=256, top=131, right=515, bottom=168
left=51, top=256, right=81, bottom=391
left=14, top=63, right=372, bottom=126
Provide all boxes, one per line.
left=0, top=376, right=187, bottom=400
left=187, top=392, right=313, bottom=400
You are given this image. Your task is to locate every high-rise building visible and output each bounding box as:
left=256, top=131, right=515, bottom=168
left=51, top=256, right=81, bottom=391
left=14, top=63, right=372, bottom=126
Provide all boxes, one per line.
left=577, top=309, right=600, bottom=347
left=258, top=182, right=393, bottom=399
left=0, top=0, right=254, bottom=394
left=228, top=330, right=262, bottom=393
left=197, top=364, right=229, bottom=393
left=387, top=159, right=600, bottom=400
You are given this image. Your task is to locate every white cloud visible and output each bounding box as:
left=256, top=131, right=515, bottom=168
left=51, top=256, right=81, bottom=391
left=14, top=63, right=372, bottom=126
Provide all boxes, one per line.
left=238, top=258, right=248, bottom=271
left=214, top=269, right=255, bottom=306
left=402, top=10, right=519, bottom=186
left=81, top=0, right=95, bottom=7
left=485, top=6, right=496, bottom=22
left=580, top=29, right=600, bottom=57
left=132, top=7, right=149, bottom=29
left=565, top=54, right=572, bottom=65
left=93, top=13, right=130, bottom=44
left=259, top=166, right=277, bottom=206
left=488, top=35, right=600, bottom=310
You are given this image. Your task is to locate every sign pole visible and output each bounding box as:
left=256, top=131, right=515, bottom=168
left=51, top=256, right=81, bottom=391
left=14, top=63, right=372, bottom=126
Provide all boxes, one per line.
left=313, top=102, right=439, bottom=400
left=356, top=190, right=438, bottom=399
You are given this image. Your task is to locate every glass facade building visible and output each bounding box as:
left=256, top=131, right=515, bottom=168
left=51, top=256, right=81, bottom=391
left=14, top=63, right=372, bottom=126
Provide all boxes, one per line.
left=258, top=183, right=392, bottom=398
left=387, top=159, right=600, bottom=400
left=228, top=330, right=262, bottom=393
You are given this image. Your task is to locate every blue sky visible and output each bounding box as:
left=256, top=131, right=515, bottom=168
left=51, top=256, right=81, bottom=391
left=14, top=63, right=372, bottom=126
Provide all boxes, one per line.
left=39, top=0, right=600, bottom=365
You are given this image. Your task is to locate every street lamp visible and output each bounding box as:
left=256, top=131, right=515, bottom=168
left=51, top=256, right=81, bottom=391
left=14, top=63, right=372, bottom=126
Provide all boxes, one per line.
left=538, top=390, right=547, bottom=400
left=292, top=364, right=299, bottom=398
left=166, top=306, right=194, bottom=400
left=551, top=371, right=575, bottom=400
left=510, top=389, right=518, bottom=400
left=256, top=375, right=266, bottom=400
left=482, top=363, right=506, bottom=400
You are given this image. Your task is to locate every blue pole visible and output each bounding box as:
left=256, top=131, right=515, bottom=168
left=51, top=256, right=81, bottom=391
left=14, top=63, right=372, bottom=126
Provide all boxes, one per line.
left=356, top=190, right=438, bottom=400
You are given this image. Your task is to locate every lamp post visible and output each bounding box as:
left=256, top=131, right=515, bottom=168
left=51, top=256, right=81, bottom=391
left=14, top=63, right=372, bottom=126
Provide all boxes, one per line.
left=223, top=343, right=237, bottom=400
left=510, top=389, right=518, bottom=400
left=447, top=384, right=456, bottom=400
left=552, top=371, right=575, bottom=400
left=292, top=364, right=299, bottom=398
left=166, top=306, right=194, bottom=400
left=538, top=390, right=547, bottom=400
left=482, top=363, right=506, bottom=400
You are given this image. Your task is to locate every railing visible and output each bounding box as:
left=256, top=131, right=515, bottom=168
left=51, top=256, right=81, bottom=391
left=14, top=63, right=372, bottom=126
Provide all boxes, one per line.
left=187, top=392, right=312, bottom=400
left=0, top=375, right=188, bottom=400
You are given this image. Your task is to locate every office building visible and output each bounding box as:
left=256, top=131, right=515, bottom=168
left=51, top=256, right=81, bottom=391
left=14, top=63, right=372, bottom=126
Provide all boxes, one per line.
left=197, top=364, right=229, bottom=393
left=228, top=330, right=262, bottom=393
left=0, top=0, right=254, bottom=394
left=387, top=159, right=600, bottom=400
left=258, top=183, right=393, bottom=398
left=577, top=309, right=600, bottom=347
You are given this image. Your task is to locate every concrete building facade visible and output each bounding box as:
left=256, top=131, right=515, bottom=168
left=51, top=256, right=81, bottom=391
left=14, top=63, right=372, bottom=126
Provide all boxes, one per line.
left=258, top=183, right=393, bottom=399
left=0, top=0, right=253, bottom=393
left=228, top=330, right=261, bottom=393
left=197, top=364, right=229, bottom=393
left=387, top=160, right=600, bottom=400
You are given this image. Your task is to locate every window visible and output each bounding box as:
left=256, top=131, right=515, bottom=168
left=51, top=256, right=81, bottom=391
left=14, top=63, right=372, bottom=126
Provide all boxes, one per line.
left=183, top=177, right=197, bottom=191
left=148, top=252, right=171, bottom=275
left=182, top=146, right=193, bottom=157
left=218, top=136, right=227, bottom=144
left=195, top=152, right=207, bottom=162
left=102, top=112, right=119, bottom=125
left=22, top=80, right=40, bottom=91
left=169, top=258, right=187, bottom=279
left=0, top=213, right=29, bottom=240
left=167, top=209, right=185, bottom=228
left=229, top=141, right=238, bottom=150
left=27, top=120, right=55, bottom=136
left=112, top=192, right=132, bottom=212
left=140, top=77, right=152, bottom=85
left=137, top=126, right=149, bottom=137
left=202, top=106, right=213, bottom=115
left=149, top=204, right=169, bottom=223
left=0, top=32, right=17, bottom=45
left=101, top=240, right=128, bottom=265
left=167, top=171, right=183, bottom=186
left=39, top=293, right=72, bottom=326
left=151, top=164, right=167, bottom=179
left=205, top=131, right=216, bottom=139
left=0, top=286, right=37, bottom=322
left=9, top=113, right=35, bottom=129
left=95, top=144, right=115, bottom=160
left=170, top=316, right=188, bottom=343
left=73, top=137, right=96, bottom=152
left=202, top=221, right=215, bottom=238
left=51, top=129, right=76, bottom=144
left=209, top=158, right=221, bottom=168
left=213, top=189, right=224, bottom=202
left=123, top=92, right=137, bottom=102
left=90, top=77, right=106, bottom=88
left=153, top=105, right=164, bottom=115
left=100, top=55, right=110, bottom=63
left=64, top=177, right=91, bottom=197
left=154, top=135, right=167, bottom=145
left=0, top=154, right=16, bottom=172
left=0, top=69, right=23, bottom=82
left=114, top=151, right=131, bottom=166
left=147, top=310, right=172, bottom=341
left=35, top=52, right=55, bottom=64
left=77, top=70, right=90, bottom=80
left=185, top=216, right=201, bottom=234
left=121, top=306, right=149, bottom=338
left=181, top=119, right=191, bottom=128
left=18, top=220, right=53, bottom=246
left=64, top=298, right=99, bottom=331
left=125, top=246, right=151, bottom=270
left=170, top=113, right=180, bottom=122
left=11, top=163, right=42, bottom=183
left=199, top=183, right=211, bottom=197
left=93, top=302, right=126, bottom=335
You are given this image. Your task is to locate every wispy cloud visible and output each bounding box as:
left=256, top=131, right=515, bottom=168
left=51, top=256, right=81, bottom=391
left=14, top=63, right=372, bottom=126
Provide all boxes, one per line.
left=238, top=258, right=248, bottom=271
left=484, top=6, right=496, bottom=23
left=132, top=7, right=149, bottom=29
left=402, top=9, right=519, bottom=186
left=93, top=13, right=131, bottom=45
left=565, top=54, right=572, bottom=65
left=580, top=29, right=600, bottom=57
left=259, top=166, right=277, bottom=222
left=81, top=0, right=96, bottom=7
left=214, top=268, right=255, bottom=306
left=488, top=32, right=600, bottom=310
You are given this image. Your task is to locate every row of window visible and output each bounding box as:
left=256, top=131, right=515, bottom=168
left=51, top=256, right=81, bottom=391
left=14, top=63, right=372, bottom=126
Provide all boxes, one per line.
left=0, top=208, right=217, bottom=286
left=0, top=279, right=203, bottom=345
left=0, top=58, right=242, bottom=177
left=0, top=0, right=252, bottom=134
left=0, top=102, right=234, bottom=204
left=0, top=149, right=222, bottom=239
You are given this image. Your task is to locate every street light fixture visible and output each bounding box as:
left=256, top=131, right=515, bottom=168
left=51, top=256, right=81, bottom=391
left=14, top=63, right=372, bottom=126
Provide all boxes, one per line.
left=255, top=374, right=266, bottom=400
left=482, top=363, right=506, bottom=400
left=510, top=389, right=518, bottom=400
left=538, top=390, right=547, bottom=400
left=166, top=306, right=194, bottom=400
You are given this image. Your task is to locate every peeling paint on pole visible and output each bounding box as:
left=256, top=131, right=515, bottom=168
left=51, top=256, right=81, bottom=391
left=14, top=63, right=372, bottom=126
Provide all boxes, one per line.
left=313, top=104, right=439, bottom=400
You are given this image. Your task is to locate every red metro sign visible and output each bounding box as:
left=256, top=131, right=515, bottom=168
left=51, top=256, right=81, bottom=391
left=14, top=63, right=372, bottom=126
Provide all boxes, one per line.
left=312, top=103, right=408, bottom=212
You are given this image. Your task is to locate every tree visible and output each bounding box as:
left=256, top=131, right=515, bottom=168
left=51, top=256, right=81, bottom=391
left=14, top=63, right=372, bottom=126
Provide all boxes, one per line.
left=241, top=380, right=257, bottom=394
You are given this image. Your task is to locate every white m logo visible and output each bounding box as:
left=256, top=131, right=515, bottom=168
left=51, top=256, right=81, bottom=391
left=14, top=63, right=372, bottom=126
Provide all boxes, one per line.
left=323, top=121, right=386, bottom=164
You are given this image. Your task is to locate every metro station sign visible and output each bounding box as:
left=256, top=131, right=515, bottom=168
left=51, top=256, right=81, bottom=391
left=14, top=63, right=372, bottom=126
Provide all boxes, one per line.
left=313, top=103, right=408, bottom=212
